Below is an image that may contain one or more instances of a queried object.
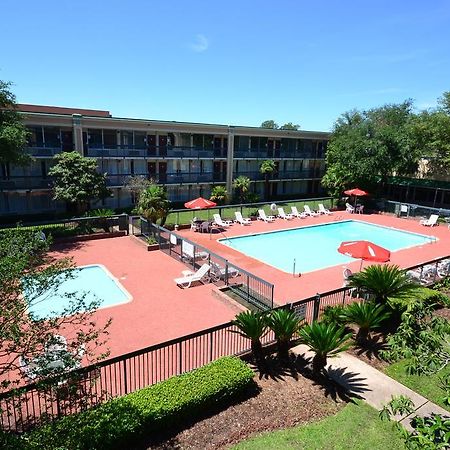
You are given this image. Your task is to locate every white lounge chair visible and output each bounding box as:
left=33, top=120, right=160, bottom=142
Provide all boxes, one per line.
left=174, top=264, right=211, bottom=289
left=234, top=211, right=251, bottom=225
left=318, top=204, right=332, bottom=215
left=258, top=209, right=275, bottom=222
left=182, top=241, right=209, bottom=261
left=210, top=262, right=239, bottom=281
left=304, top=205, right=319, bottom=217
left=346, top=203, right=355, bottom=213
left=277, top=207, right=294, bottom=220
left=213, top=213, right=233, bottom=228
left=420, top=214, right=439, bottom=227
left=291, top=206, right=307, bottom=218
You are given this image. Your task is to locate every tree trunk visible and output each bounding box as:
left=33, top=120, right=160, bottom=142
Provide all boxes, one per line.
left=312, top=354, right=327, bottom=375
left=277, top=339, right=290, bottom=362
left=356, top=327, right=369, bottom=344
left=251, top=340, right=264, bottom=364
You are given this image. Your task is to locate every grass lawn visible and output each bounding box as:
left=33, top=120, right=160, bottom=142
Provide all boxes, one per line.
left=385, top=358, right=450, bottom=412
left=166, top=198, right=333, bottom=225
left=232, top=401, right=406, bottom=450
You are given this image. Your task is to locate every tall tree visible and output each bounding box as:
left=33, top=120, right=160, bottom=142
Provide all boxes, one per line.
left=49, top=152, right=110, bottom=215
left=280, top=122, right=300, bottom=130
left=260, top=120, right=279, bottom=129
left=322, top=102, right=418, bottom=197
left=0, top=80, right=29, bottom=165
left=0, top=229, right=110, bottom=390
left=260, top=159, right=276, bottom=200
left=135, top=182, right=170, bottom=224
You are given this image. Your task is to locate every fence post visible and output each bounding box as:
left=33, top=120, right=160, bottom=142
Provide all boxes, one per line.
left=225, top=262, right=229, bottom=285
left=247, top=274, right=250, bottom=301
left=178, top=341, right=183, bottom=375
left=209, top=332, right=214, bottom=362
left=123, top=360, right=128, bottom=394
left=313, top=293, right=321, bottom=321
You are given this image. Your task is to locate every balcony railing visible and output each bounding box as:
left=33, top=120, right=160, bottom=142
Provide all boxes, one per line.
left=234, top=148, right=323, bottom=159
left=107, top=172, right=226, bottom=186
left=0, top=176, right=54, bottom=190
left=86, top=146, right=228, bottom=159
left=26, top=145, right=74, bottom=157
left=233, top=169, right=324, bottom=181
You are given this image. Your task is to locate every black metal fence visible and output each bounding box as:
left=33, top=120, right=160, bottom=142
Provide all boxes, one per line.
left=382, top=200, right=450, bottom=221
left=131, top=217, right=274, bottom=311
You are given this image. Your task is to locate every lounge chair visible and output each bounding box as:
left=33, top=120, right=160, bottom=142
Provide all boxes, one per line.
left=277, top=207, right=294, bottom=220
left=234, top=211, right=251, bottom=225
left=291, top=206, right=307, bottom=218
left=174, top=264, right=211, bottom=289
left=213, top=213, right=233, bottom=228
left=343, top=268, right=353, bottom=287
left=420, top=214, right=439, bottom=227
left=210, top=262, right=239, bottom=281
left=304, top=205, right=319, bottom=217
left=182, top=241, right=209, bottom=261
left=346, top=203, right=355, bottom=213
left=318, top=204, right=332, bottom=215
left=258, top=209, right=275, bottom=222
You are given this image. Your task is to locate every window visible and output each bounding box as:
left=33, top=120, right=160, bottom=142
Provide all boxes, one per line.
left=27, top=127, right=44, bottom=147
left=134, top=132, right=146, bottom=149
left=88, top=129, right=103, bottom=148
left=103, top=130, right=116, bottom=148
left=130, top=160, right=135, bottom=175
left=43, top=127, right=60, bottom=148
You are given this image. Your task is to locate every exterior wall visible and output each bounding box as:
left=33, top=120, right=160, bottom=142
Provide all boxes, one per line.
left=0, top=107, right=329, bottom=216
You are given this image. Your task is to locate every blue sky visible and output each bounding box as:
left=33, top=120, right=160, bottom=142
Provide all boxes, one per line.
left=2, top=0, right=450, bottom=131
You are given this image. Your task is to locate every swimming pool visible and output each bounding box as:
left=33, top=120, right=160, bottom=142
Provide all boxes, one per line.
left=218, top=220, right=435, bottom=274
left=26, top=264, right=131, bottom=319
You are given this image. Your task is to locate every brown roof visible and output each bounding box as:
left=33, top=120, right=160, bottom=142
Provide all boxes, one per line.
left=17, top=104, right=111, bottom=117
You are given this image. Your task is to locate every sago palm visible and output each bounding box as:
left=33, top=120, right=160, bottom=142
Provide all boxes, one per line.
left=348, top=264, right=419, bottom=306
left=210, top=186, right=227, bottom=205
left=233, top=176, right=251, bottom=204
left=136, top=183, right=170, bottom=225
left=231, top=311, right=268, bottom=363
left=299, top=322, right=352, bottom=374
left=266, top=309, right=303, bottom=360
left=342, top=301, right=391, bottom=343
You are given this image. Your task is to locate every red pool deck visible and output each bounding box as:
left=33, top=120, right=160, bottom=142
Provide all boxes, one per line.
left=50, top=237, right=240, bottom=358
left=178, top=212, right=450, bottom=306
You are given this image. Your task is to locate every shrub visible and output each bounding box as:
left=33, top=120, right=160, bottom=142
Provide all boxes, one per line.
left=320, top=305, right=347, bottom=327
left=389, top=287, right=450, bottom=310
left=8, top=357, right=254, bottom=450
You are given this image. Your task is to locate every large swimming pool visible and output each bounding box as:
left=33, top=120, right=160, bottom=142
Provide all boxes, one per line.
left=26, top=264, right=131, bottom=319
left=218, top=220, right=435, bottom=274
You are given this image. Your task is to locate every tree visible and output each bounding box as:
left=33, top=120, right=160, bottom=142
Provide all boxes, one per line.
left=0, top=80, right=29, bottom=165
left=135, top=182, right=170, bottom=224
left=299, top=322, right=352, bottom=374
left=210, top=185, right=228, bottom=205
left=259, top=159, right=276, bottom=200
left=231, top=311, right=268, bottom=365
left=260, top=120, right=279, bottom=129
left=280, top=122, right=300, bottom=130
left=266, top=309, right=303, bottom=361
left=49, top=152, right=110, bottom=215
left=233, top=176, right=251, bottom=203
left=0, top=229, right=110, bottom=390
left=322, top=102, right=419, bottom=197
left=123, top=175, right=151, bottom=204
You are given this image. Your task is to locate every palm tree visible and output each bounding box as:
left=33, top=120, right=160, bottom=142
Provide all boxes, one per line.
left=259, top=160, right=276, bottom=200
left=266, top=309, right=303, bottom=361
left=342, top=302, right=391, bottom=343
left=233, top=176, right=251, bottom=204
left=210, top=186, right=228, bottom=205
left=299, top=322, right=352, bottom=374
left=348, top=264, right=419, bottom=306
left=231, top=311, right=268, bottom=364
left=136, top=183, right=170, bottom=225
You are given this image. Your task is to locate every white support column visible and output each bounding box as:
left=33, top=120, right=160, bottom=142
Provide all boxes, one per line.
left=72, top=114, right=83, bottom=155
left=226, top=127, right=234, bottom=199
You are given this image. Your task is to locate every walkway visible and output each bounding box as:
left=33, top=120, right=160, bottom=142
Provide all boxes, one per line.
left=292, top=344, right=449, bottom=430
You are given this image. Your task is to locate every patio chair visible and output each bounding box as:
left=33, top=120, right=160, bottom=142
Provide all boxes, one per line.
left=304, top=205, right=319, bottom=217
left=182, top=241, right=209, bottom=261
left=174, top=264, right=211, bottom=289
left=19, top=356, right=38, bottom=381
left=213, top=213, right=233, bottom=228
left=318, top=204, right=332, bottom=215
left=346, top=203, right=355, bottom=213
left=210, top=262, right=239, bottom=281
left=200, top=221, right=212, bottom=233
left=277, top=207, right=294, bottom=220
left=355, top=205, right=364, bottom=214
left=420, top=214, right=439, bottom=227
left=234, top=211, right=251, bottom=226
left=342, top=267, right=353, bottom=287
left=291, top=206, right=307, bottom=218
left=258, top=209, right=275, bottom=222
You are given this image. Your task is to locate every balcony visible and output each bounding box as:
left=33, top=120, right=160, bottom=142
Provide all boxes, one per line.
left=233, top=169, right=325, bottom=181
left=233, top=148, right=323, bottom=159
left=86, top=145, right=227, bottom=159
left=107, top=172, right=225, bottom=187
left=0, top=176, right=54, bottom=190
left=26, top=145, right=72, bottom=157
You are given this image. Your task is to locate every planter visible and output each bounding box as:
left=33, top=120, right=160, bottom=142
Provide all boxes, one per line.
left=147, top=244, right=160, bottom=252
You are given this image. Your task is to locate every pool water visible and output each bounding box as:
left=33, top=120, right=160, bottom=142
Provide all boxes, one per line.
left=219, top=220, right=435, bottom=274
left=26, top=264, right=131, bottom=319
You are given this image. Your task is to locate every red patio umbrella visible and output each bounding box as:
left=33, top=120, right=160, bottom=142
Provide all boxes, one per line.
left=184, top=197, right=217, bottom=209
left=344, top=188, right=369, bottom=207
left=338, top=240, right=390, bottom=269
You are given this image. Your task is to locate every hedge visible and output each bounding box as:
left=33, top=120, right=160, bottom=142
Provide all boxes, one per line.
left=0, top=224, right=79, bottom=238
left=3, top=356, right=255, bottom=450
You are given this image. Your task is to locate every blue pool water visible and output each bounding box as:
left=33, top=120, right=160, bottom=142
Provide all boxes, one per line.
left=219, top=220, right=435, bottom=274
left=26, top=264, right=131, bottom=319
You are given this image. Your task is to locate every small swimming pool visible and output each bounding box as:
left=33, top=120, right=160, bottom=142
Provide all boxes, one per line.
left=26, top=264, right=131, bottom=319
left=219, top=220, right=435, bottom=274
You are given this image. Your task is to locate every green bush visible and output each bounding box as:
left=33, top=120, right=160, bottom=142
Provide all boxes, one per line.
left=0, top=224, right=78, bottom=238
left=389, top=287, right=450, bottom=310
left=6, top=356, right=254, bottom=450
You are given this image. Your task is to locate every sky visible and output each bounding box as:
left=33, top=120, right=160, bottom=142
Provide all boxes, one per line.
left=2, top=0, right=450, bottom=131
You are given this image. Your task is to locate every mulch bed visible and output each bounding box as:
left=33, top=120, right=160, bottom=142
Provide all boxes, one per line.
left=141, top=358, right=346, bottom=449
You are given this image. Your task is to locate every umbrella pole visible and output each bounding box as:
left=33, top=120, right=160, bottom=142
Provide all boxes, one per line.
left=360, top=259, right=363, bottom=270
